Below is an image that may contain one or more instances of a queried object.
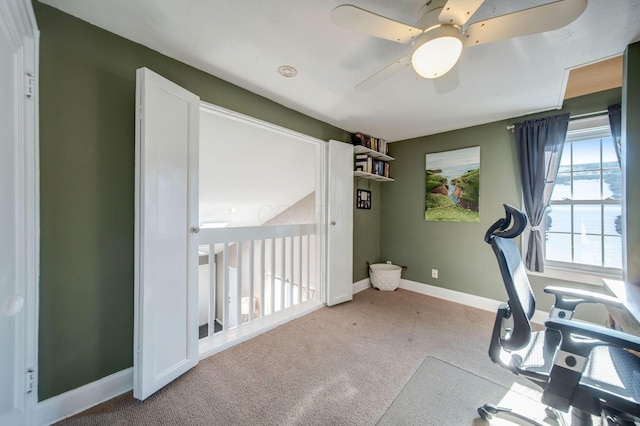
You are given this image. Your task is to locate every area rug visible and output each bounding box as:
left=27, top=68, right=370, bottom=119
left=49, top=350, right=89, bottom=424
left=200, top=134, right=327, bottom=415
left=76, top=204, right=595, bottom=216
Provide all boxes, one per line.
left=377, top=356, right=566, bottom=426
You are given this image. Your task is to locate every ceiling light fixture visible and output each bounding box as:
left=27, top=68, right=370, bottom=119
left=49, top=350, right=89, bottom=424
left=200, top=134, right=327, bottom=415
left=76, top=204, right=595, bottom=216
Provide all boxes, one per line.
left=411, top=25, right=463, bottom=79
left=278, top=65, right=297, bottom=77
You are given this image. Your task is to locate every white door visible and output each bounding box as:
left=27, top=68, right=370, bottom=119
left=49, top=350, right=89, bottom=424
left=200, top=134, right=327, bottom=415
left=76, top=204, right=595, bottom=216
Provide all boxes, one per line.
left=134, top=68, right=200, bottom=400
left=326, top=140, right=354, bottom=306
left=0, top=1, right=38, bottom=424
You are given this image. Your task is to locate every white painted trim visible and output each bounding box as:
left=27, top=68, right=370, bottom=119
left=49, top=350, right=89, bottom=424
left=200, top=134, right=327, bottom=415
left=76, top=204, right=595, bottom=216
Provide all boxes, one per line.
left=33, top=368, right=133, bottom=426
left=0, top=1, right=39, bottom=425
left=198, top=301, right=324, bottom=360
left=32, top=301, right=324, bottom=425
left=527, top=267, right=615, bottom=287
left=353, top=278, right=371, bottom=293
left=398, top=279, right=550, bottom=326
left=199, top=101, right=325, bottom=148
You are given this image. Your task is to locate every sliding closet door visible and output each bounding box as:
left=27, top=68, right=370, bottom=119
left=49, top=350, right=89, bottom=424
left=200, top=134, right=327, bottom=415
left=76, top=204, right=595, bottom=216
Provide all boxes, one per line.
left=134, top=67, right=200, bottom=400
left=326, top=140, right=354, bottom=306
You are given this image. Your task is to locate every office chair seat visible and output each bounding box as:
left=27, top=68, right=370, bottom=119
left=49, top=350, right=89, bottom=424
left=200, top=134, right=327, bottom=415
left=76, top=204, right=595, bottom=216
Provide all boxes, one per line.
left=573, top=345, right=640, bottom=418
left=505, top=330, right=640, bottom=419
left=509, top=330, right=561, bottom=383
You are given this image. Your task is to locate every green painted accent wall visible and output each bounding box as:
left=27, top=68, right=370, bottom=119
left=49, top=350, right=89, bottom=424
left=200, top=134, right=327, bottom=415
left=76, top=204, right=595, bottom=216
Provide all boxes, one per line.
left=379, top=89, right=623, bottom=323
left=624, top=41, right=640, bottom=284
left=353, top=182, right=381, bottom=281
left=34, top=2, right=349, bottom=401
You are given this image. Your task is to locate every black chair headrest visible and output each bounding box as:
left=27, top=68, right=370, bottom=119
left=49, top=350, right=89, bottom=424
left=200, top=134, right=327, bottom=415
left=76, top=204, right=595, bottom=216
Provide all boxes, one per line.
left=484, top=204, right=528, bottom=244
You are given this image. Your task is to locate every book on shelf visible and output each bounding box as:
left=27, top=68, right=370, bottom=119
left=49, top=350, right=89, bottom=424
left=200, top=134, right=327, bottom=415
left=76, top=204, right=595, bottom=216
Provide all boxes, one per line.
left=355, top=160, right=367, bottom=172
left=355, top=157, right=373, bottom=174
left=351, top=132, right=388, bottom=155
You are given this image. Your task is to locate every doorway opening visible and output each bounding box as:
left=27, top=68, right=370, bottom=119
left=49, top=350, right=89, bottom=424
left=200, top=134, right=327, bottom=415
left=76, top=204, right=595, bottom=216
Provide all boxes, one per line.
left=196, top=103, right=325, bottom=357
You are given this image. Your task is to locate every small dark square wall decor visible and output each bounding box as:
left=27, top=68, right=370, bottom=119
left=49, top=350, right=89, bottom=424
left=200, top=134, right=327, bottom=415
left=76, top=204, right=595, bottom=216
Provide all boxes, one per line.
left=356, top=189, right=371, bottom=209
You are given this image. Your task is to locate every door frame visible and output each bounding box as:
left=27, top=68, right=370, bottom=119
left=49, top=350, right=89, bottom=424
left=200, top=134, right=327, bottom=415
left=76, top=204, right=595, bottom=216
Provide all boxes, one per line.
left=0, top=0, right=39, bottom=422
left=197, top=101, right=328, bottom=355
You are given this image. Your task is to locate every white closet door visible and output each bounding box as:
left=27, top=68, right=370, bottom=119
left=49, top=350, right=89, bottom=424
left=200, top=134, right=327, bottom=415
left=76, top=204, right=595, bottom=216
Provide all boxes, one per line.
left=134, top=68, right=200, bottom=400
left=0, top=16, right=25, bottom=426
left=0, top=1, right=38, bottom=424
left=326, top=140, right=354, bottom=306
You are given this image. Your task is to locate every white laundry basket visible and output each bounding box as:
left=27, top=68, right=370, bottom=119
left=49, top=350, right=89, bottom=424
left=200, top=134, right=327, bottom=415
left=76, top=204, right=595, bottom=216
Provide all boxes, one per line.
left=368, top=263, right=405, bottom=291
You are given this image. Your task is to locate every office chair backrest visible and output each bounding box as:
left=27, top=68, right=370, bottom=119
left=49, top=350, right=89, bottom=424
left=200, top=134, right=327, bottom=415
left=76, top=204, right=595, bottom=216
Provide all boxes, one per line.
left=485, top=204, right=535, bottom=351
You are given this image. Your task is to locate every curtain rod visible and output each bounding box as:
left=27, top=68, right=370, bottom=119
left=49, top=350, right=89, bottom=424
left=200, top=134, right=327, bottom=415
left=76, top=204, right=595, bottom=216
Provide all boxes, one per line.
left=506, top=109, right=609, bottom=131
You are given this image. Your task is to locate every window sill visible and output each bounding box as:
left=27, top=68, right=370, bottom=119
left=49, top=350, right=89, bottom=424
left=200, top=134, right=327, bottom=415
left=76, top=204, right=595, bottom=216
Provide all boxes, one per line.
left=527, top=265, right=622, bottom=287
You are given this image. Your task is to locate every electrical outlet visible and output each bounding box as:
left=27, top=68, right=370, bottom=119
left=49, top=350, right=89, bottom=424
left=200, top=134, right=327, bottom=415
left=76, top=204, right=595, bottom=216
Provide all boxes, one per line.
left=431, top=269, right=438, bottom=279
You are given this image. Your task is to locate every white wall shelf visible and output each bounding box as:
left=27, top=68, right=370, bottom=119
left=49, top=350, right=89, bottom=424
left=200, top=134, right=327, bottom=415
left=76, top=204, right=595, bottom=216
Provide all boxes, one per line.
left=353, top=171, right=394, bottom=182
left=353, top=144, right=394, bottom=182
left=354, top=145, right=394, bottom=162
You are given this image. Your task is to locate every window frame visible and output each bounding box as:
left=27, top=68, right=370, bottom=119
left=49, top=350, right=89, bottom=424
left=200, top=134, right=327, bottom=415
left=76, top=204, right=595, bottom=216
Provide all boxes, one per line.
left=523, top=114, right=623, bottom=284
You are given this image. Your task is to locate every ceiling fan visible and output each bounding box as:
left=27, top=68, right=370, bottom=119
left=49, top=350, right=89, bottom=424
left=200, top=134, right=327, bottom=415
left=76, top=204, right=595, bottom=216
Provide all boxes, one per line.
left=331, top=0, right=588, bottom=91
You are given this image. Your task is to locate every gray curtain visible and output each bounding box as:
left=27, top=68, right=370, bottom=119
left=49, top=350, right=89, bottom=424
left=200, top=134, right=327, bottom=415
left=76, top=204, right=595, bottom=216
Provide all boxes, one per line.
left=514, top=113, right=570, bottom=272
left=608, top=103, right=622, bottom=166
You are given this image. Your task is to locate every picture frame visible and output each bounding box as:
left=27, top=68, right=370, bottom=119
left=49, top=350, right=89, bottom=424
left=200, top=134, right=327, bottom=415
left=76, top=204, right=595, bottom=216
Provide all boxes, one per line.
left=425, top=146, right=480, bottom=222
left=356, top=189, right=371, bottom=210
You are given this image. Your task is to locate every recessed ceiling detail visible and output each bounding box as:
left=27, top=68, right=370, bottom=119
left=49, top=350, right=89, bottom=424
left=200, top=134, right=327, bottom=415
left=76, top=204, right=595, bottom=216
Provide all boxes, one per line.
left=278, top=65, right=297, bottom=78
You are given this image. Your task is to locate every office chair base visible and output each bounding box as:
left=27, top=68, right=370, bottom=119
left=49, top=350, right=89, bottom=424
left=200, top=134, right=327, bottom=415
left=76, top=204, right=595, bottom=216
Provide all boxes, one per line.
left=601, top=406, right=639, bottom=426
left=570, top=407, right=593, bottom=426
left=478, top=403, right=550, bottom=426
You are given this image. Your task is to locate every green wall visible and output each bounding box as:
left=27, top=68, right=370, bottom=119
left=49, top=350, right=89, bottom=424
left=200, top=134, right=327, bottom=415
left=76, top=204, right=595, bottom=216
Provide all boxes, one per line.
left=353, top=182, right=381, bottom=280
left=35, top=2, right=349, bottom=401
left=379, top=88, right=624, bottom=323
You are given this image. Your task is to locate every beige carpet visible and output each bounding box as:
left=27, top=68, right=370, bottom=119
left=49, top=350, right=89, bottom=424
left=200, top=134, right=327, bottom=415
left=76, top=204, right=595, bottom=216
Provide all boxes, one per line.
left=56, top=288, right=557, bottom=425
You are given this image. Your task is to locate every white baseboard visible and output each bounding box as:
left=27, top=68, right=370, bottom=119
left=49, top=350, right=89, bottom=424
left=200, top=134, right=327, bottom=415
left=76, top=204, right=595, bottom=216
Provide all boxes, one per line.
left=34, top=367, right=133, bottom=426
left=33, top=301, right=324, bottom=425
left=353, top=278, right=370, bottom=294
left=398, top=279, right=549, bottom=325
left=33, top=279, right=549, bottom=425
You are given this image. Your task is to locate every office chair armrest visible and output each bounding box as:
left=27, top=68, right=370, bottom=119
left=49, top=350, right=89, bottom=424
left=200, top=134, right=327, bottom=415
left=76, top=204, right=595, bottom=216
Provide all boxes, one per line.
left=545, top=318, right=640, bottom=354
left=544, top=286, right=623, bottom=319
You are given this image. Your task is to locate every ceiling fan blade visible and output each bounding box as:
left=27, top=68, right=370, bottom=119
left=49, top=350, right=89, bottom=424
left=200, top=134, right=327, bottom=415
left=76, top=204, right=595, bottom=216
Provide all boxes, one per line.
left=355, top=56, right=412, bottom=91
left=438, top=0, right=484, bottom=26
left=331, top=5, right=422, bottom=44
left=463, top=0, right=587, bottom=47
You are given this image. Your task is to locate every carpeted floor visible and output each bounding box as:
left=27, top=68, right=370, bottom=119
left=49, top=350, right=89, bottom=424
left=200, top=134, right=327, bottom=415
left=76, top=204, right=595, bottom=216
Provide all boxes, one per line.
left=55, top=288, right=576, bottom=425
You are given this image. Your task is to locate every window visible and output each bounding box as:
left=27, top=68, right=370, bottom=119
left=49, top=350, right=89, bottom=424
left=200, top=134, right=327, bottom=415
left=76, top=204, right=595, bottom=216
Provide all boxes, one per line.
left=544, top=115, right=622, bottom=275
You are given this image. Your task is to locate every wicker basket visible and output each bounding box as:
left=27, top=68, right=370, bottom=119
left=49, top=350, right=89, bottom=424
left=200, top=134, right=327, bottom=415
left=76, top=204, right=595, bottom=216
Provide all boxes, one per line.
left=369, top=263, right=403, bottom=291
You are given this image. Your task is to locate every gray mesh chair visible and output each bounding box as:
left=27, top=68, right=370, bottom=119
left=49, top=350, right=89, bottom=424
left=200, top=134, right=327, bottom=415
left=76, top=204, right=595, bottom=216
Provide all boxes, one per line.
left=478, top=204, right=640, bottom=426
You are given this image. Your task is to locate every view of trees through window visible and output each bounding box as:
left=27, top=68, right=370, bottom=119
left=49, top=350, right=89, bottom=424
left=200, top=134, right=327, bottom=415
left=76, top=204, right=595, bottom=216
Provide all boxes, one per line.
left=545, top=134, right=622, bottom=272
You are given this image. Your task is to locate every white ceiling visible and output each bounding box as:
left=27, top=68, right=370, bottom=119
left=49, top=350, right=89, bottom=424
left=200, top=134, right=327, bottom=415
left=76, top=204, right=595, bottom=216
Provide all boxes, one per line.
left=39, top=0, right=640, bottom=142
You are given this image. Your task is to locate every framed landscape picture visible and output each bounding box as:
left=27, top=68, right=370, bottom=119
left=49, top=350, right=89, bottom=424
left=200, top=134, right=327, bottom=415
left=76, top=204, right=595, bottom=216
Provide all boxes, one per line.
left=425, top=146, right=480, bottom=222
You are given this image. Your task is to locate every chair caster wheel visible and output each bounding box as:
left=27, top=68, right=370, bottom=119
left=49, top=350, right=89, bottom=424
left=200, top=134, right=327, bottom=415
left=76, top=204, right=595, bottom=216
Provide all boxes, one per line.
left=545, top=407, right=559, bottom=420
left=478, top=406, right=492, bottom=421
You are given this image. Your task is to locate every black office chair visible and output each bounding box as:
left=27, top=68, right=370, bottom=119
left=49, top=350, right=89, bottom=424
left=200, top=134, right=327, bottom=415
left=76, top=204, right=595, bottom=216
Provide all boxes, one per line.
left=478, top=204, right=640, bottom=426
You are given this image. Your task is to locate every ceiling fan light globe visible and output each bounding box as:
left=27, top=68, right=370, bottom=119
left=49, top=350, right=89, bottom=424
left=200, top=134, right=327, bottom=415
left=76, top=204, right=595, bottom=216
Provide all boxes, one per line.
left=411, top=25, right=463, bottom=79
